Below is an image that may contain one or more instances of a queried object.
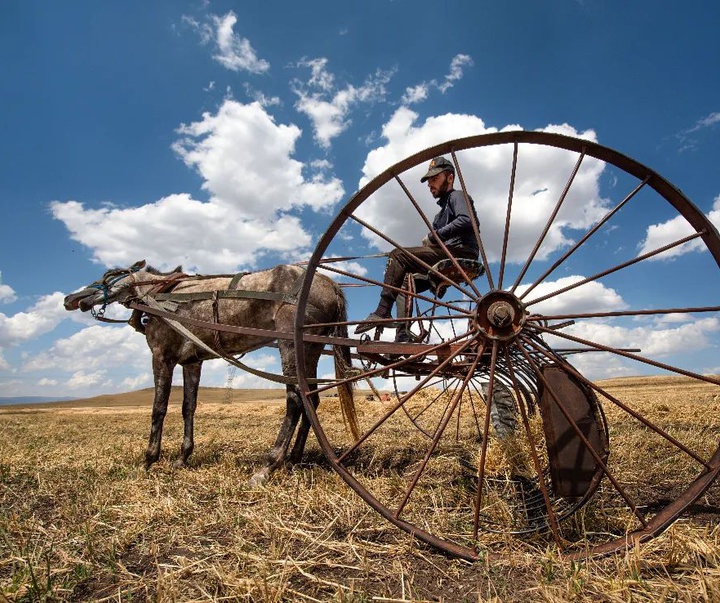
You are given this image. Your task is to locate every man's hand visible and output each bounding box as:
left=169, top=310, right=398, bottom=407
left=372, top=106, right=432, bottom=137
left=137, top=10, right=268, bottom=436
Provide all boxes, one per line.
left=422, top=232, right=436, bottom=247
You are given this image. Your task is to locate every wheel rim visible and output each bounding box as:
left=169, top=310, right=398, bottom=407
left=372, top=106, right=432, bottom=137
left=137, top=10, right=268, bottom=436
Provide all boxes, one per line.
left=294, top=131, right=720, bottom=560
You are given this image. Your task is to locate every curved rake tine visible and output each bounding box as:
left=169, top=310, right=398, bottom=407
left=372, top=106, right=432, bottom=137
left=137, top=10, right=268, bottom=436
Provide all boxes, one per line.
left=525, top=304, right=720, bottom=322
left=524, top=230, right=706, bottom=308
left=511, top=147, right=587, bottom=294
left=395, top=346, right=485, bottom=518
left=336, top=335, right=479, bottom=463
left=502, top=346, right=563, bottom=545
left=522, top=336, right=711, bottom=468
left=520, top=176, right=650, bottom=301
left=528, top=322, right=720, bottom=387
left=394, top=173, right=482, bottom=298
left=349, top=213, right=479, bottom=301
left=409, top=379, right=460, bottom=426
left=497, top=139, right=519, bottom=290
left=473, top=341, right=501, bottom=541
left=516, top=339, right=648, bottom=528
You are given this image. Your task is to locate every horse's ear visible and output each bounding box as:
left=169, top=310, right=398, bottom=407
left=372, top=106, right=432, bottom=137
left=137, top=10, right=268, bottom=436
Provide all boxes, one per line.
left=173, top=265, right=182, bottom=273
left=131, top=260, right=146, bottom=271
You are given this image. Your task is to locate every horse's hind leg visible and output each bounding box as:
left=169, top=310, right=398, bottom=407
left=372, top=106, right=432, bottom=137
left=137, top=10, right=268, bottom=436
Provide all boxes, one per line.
left=145, top=355, right=174, bottom=469
left=288, top=345, right=323, bottom=464
left=173, top=361, right=202, bottom=468
left=248, top=383, right=302, bottom=487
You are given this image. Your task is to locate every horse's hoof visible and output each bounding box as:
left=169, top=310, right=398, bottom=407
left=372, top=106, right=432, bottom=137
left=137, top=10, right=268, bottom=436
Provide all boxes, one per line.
left=172, top=458, right=188, bottom=469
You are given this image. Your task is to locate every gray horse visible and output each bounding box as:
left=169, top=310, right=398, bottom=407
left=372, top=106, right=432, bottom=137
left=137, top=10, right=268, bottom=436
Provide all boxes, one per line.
left=64, top=260, right=356, bottom=485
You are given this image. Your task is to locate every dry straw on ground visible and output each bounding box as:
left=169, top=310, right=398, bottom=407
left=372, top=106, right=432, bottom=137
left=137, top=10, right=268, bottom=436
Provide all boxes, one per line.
left=1, top=378, right=719, bottom=602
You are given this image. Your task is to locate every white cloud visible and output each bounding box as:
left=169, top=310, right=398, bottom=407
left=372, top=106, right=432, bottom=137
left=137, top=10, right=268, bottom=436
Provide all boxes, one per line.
left=401, top=54, right=474, bottom=105
left=292, top=58, right=395, bottom=148
left=211, top=12, right=269, bottom=74
left=355, top=108, right=606, bottom=263
left=52, top=100, right=345, bottom=272
left=0, top=292, right=67, bottom=346
left=637, top=193, right=720, bottom=260
left=0, top=280, right=16, bottom=304
left=23, top=325, right=150, bottom=374
left=438, top=54, right=473, bottom=93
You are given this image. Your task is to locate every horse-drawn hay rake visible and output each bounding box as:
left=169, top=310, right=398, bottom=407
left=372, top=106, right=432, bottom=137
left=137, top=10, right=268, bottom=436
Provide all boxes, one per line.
left=67, top=131, right=720, bottom=561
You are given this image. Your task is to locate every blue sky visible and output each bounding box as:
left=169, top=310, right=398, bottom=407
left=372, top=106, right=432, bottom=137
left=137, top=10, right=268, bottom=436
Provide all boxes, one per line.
left=1, top=1, right=719, bottom=398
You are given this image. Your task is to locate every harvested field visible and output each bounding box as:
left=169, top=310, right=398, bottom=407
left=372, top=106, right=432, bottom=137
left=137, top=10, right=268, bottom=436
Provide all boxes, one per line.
left=1, top=376, right=719, bottom=602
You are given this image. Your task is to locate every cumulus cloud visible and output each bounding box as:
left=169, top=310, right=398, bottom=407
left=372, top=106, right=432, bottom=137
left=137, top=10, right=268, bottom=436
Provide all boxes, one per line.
left=51, top=100, right=345, bottom=272
left=0, top=292, right=67, bottom=346
left=0, top=273, right=16, bottom=304
left=402, top=54, right=473, bottom=105
left=209, top=12, right=270, bottom=74
left=24, top=325, right=150, bottom=374
left=637, top=193, right=720, bottom=260
left=292, top=58, right=395, bottom=148
left=354, top=108, right=607, bottom=264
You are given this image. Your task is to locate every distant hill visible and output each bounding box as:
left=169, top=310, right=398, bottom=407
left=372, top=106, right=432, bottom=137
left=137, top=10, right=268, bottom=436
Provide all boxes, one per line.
left=0, top=387, right=288, bottom=410
left=0, top=396, right=77, bottom=406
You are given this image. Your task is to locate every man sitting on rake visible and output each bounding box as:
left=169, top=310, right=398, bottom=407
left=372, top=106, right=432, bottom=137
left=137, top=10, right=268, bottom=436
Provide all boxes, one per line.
left=355, top=156, right=480, bottom=341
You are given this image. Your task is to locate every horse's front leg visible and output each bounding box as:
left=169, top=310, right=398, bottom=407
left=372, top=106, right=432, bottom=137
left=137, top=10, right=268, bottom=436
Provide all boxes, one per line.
left=173, top=361, right=202, bottom=468
left=248, top=384, right=302, bottom=487
left=145, top=355, right=174, bottom=469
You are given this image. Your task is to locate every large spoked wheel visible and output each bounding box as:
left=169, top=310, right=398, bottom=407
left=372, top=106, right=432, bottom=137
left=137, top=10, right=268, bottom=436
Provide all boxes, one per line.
left=293, top=131, right=720, bottom=560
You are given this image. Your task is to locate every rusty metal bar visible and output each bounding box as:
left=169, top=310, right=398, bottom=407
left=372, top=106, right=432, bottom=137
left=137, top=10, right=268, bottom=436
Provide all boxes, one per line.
left=395, top=345, right=485, bottom=518
left=472, top=340, right=500, bottom=542
left=348, top=212, right=479, bottom=301
left=450, top=148, right=494, bottom=291
left=336, top=335, right=479, bottom=464
left=522, top=336, right=711, bottom=469
left=524, top=304, right=720, bottom=322
left=498, top=139, right=519, bottom=290
left=503, top=346, right=564, bottom=545
left=520, top=176, right=650, bottom=300
left=516, top=339, right=648, bottom=527
left=530, top=322, right=720, bottom=387
left=525, top=230, right=706, bottom=308
left=511, top=148, right=587, bottom=293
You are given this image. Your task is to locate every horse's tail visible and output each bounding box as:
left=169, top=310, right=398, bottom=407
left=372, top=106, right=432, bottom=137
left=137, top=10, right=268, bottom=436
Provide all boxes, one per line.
left=332, top=287, right=359, bottom=441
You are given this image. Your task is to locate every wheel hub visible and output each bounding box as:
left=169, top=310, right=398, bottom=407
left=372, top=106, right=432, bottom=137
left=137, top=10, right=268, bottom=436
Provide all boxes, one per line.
left=474, top=291, right=527, bottom=341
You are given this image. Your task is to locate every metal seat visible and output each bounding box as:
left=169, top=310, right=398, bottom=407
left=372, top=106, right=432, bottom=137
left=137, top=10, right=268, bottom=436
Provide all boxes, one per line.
left=413, top=258, right=484, bottom=299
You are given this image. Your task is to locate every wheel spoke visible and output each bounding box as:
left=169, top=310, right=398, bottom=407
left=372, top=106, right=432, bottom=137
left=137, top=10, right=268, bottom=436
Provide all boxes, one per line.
left=529, top=322, right=720, bottom=386
left=349, top=213, right=479, bottom=301
left=336, top=335, right=479, bottom=463
left=522, top=335, right=712, bottom=469
left=525, top=305, right=720, bottom=322
left=503, top=345, right=564, bottom=545
left=520, top=176, right=650, bottom=300
left=524, top=230, right=706, bottom=307
left=450, top=149, right=494, bottom=291
left=472, top=341, right=501, bottom=539
left=497, top=139, right=519, bottom=290
left=510, top=147, right=587, bottom=293
left=516, top=338, right=649, bottom=528
left=395, top=344, right=484, bottom=518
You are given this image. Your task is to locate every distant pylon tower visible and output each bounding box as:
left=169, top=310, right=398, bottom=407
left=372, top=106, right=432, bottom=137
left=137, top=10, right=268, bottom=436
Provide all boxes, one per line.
left=223, top=365, right=237, bottom=404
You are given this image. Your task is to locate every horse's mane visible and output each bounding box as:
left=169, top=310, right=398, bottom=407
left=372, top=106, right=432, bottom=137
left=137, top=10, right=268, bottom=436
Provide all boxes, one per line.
left=145, top=265, right=183, bottom=276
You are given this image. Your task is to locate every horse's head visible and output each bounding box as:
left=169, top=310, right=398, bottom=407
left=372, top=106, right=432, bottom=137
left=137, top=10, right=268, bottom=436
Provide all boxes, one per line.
left=63, top=260, right=148, bottom=312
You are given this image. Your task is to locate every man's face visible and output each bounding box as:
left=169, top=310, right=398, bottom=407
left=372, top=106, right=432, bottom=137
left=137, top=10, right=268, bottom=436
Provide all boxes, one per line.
left=427, top=171, right=453, bottom=198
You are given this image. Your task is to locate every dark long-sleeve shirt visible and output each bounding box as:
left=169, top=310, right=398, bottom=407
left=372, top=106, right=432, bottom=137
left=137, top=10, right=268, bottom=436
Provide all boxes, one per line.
left=432, top=189, right=479, bottom=256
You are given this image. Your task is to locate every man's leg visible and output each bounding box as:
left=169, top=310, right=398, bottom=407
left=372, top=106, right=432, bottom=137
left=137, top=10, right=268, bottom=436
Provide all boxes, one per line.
left=356, top=245, right=448, bottom=334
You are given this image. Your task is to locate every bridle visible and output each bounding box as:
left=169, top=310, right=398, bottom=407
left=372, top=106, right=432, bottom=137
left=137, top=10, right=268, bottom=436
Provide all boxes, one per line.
left=88, top=266, right=143, bottom=323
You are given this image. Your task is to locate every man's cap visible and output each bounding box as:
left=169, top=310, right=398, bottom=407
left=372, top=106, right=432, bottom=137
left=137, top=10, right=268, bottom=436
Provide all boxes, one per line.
left=420, top=156, right=455, bottom=182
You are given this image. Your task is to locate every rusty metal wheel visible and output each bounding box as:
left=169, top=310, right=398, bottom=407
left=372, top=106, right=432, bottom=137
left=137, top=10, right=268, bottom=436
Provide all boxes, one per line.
left=294, top=131, right=720, bottom=560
